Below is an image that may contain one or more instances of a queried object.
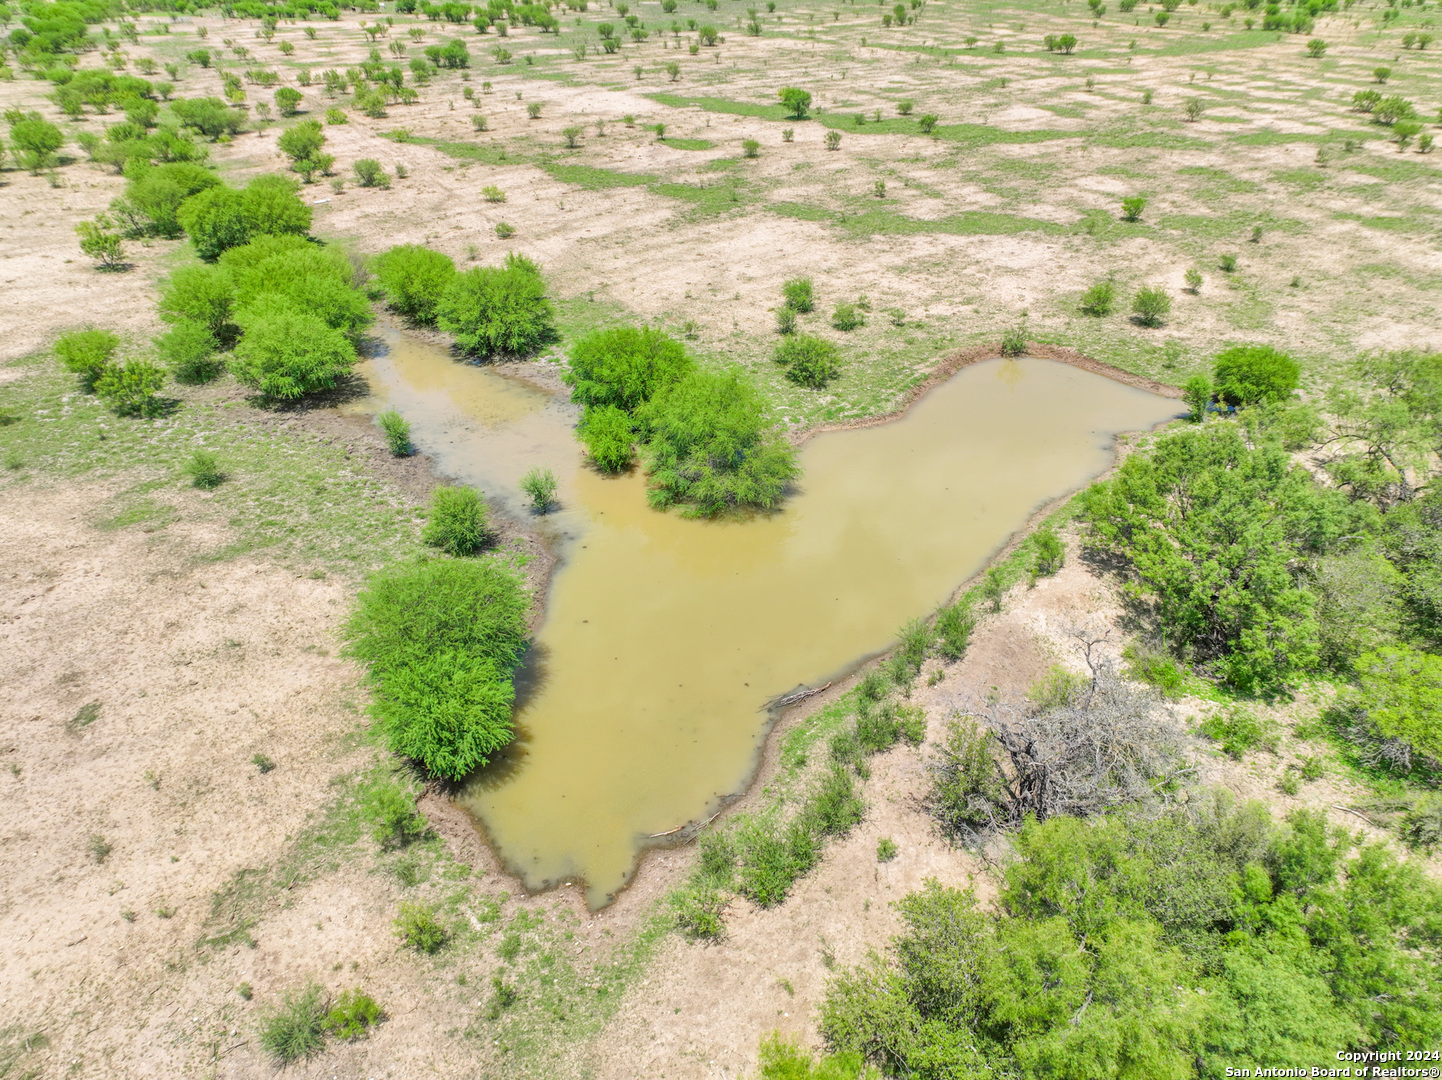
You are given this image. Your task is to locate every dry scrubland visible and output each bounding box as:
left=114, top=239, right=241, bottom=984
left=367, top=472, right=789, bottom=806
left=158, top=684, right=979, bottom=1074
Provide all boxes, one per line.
left=2, top=0, right=1441, bottom=1077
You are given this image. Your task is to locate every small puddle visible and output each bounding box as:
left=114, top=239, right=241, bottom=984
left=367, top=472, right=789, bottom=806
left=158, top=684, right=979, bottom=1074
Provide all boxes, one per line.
left=355, top=328, right=1179, bottom=907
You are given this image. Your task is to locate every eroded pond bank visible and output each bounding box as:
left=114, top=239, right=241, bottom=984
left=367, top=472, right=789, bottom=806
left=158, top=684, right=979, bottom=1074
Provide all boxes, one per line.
left=355, top=329, right=1179, bottom=907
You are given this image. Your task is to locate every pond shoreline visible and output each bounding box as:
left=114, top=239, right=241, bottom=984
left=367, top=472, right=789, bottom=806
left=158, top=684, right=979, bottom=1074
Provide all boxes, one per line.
left=362, top=332, right=1183, bottom=917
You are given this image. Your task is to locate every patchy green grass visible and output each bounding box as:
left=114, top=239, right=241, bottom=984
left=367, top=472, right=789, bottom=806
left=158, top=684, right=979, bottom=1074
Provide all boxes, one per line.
left=0, top=359, right=422, bottom=575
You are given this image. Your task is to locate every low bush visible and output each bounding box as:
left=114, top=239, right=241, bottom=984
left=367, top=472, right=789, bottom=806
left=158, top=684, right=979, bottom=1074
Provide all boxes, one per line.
left=1349, top=645, right=1442, bottom=769
left=422, top=485, right=490, bottom=556
left=520, top=465, right=558, bottom=512
left=393, top=901, right=449, bottom=953
left=365, top=786, right=423, bottom=854
left=774, top=334, right=841, bottom=388
left=1120, top=194, right=1147, bottom=221
left=640, top=369, right=801, bottom=516
left=1131, top=284, right=1171, bottom=327
left=231, top=303, right=356, bottom=400
left=579, top=404, right=637, bottom=472
left=1079, top=279, right=1116, bottom=316
left=323, top=989, right=382, bottom=1041
left=775, top=307, right=797, bottom=335
left=378, top=409, right=413, bottom=456
left=184, top=449, right=224, bottom=489
left=258, top=983, right=328, bottom=1066
left=1199, top=705, right=1278, bottom=758
left=346, top=557, right=527, bottom=779
left=781, top=276, right=814, bottom=313
left=437, top=253, right=556, bottom=358
left=1032, top=527, right=1064, bottom=576
left=177, top=174, right=312, bottom=261
left=354, top=158, right=390, bottom=188
left=95, top=359, right=166, bottom=417
left=735, top=815, right=820, bottom=907
left=933, top=600, right=974, bottom=661
left=54, top=329, right=121, bottom=391
left=373, top=244, right=457, bottom=325
left=830, top=302, right=863, bottom=331
left=223, top=236, right=370, bottom=335
left=1121, top=640, right=1187, bottom=697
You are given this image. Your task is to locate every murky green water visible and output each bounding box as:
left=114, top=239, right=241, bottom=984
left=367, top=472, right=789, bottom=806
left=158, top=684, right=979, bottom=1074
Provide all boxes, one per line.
left=356, top=330, right=1177, bottom=906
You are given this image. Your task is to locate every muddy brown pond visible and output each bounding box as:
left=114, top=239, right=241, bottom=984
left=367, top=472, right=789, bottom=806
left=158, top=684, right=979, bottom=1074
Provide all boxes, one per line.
left=355, top=329, right=1178, bottom=907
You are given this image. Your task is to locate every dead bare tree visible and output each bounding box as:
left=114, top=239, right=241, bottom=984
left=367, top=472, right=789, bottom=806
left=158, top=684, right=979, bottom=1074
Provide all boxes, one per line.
left=931, top=655, right=1191, bottom=840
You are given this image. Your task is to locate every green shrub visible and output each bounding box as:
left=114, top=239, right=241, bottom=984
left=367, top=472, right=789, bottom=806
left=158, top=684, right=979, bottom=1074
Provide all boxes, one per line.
left=934, top=601, right=974, bottom=661
left=1401, top=794, right=1442, bottom=851
left=1079, top=279, right=1116, bottom=316
left=1120, top=194, right=1147, bottom=221
left=345, top=558, right=527, bottom=779
left=830, top=302, right=864, bottom=331
left=225, top=237, right=369, bottom=335
left=640, top=369, right=801, bottom=516
left=1352, top=645, right=1442, bottom=767
left=578, top=404, right=636, bottom=472
left=1183, top=374, right=1212, bottom=422
left=801, top=764, right=866, bottom=837
left=671, top=885, right=728, bottom=940
left=275, top=86, right=303, bottom=117
left=876, top=837, right=898, bottom=862
left=95, top=359, right=166, bottom=417
left=1199, top=705, right=1278, bottom=758
left=774, top=334, right=841, bottom=388
left=231, top=303, right=357, bottom=399
left=325, top=107, right=347, bottom=125
left=755, top=1032, right=869, bottom=1080
left=9, top=111, right=64, bottom=173
left=393, top=901, right=449, bottom=953
left=1212, top=344, right=1301, bottom=406
left=54, top=329, right=121, bottom=391
left=110, top=163, right=220, bottom=240
left=176, top=175, right=312, bottom=260
left=373, top=244, right=457, bottom=325
left=778, top=86, right=811, bottom=118
left=1082, top=423, right=1367, bottom=693
left=158, top=264, right=236, bottom=340
left=775, top=306, right=797, bottom=335
left=437, top=254, right=556, bottom=358
left=1122, top=641, right=1186, bottom=697
left=354, top=158, right=390, bottom=188
left=742, top=137, right=760, bottom=158
left=171, top=96, right=244, bottom=139
left=323, top=989, right=382, bottom=1040
left=76, top=216, right=125, bottom=269
left=520, top=466, right=558, bottom=513
left=563, top=326, right=693, bottom=413
left=1131, top=284, right=1171, bottom=327
left=735, top=816, right=818, bottom=907
left=368, top=785, right=427, bottom=848
left=184, top=449, right=224, bottom=489
left=781, top=276, right=815, bottom=313
left=1000, top=323, right=1027, bottom=357
left=422, top=485, right=490, bottom=556
left=891, top=618, right=930, bottom=685
left=1032, top=527, right=1064, bottom=576
left=258, top=983, right=327, bottom=1066
left=378, top=409, right=413, bottom=456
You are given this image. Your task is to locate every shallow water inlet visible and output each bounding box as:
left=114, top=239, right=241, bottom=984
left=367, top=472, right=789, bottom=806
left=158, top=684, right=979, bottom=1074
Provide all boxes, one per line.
left=356, top=330, right=1178, bottom=907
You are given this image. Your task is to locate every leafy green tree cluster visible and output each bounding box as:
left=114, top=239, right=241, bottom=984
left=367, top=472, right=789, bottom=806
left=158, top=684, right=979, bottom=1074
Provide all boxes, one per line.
left=1323, top=350, right=1442, bottom=504
left=157, top=229, right=368, bottom=399
left=6, top=108, right=64, bottom=173
left=822, top=802, right=1442, bottom=1079
left=1080, top=422, right=1373, bottom=694
left=176, top=173, right=313, bottom=261
left=563, top=326, right=694, bottom=472
left=436, top=252, right=557, bottom=358
left=639, top=369, right=801, bottom=517
left=345, top=558, right=528, bottom=781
